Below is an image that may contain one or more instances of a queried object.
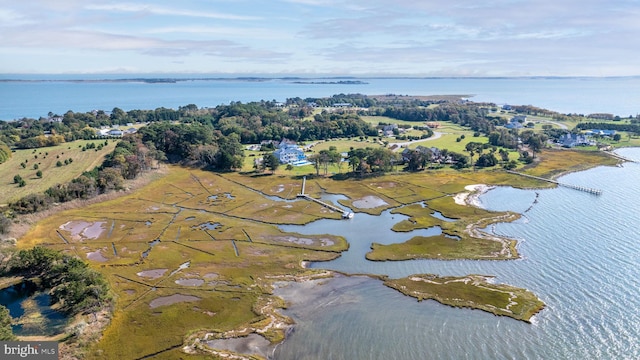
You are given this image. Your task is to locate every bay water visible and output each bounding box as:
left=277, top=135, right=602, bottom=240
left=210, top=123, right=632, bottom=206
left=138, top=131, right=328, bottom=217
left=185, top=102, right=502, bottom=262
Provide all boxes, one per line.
left=2, top=76, right=640, bottom=120
left=273, top=147, right=640, bottom=359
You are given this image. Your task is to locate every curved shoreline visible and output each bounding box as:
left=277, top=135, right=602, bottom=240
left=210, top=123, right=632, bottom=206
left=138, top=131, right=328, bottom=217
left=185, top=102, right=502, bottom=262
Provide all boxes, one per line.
left=383, top=274, right=545, bottom=323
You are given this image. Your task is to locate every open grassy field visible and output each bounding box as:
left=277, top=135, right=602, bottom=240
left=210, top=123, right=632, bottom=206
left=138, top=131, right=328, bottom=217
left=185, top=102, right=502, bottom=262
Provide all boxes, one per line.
left=0, top=140, right=118, bottom=205
left=519, top=148, right=619, bottom=179
left=360, top=115, right=412, bottom=126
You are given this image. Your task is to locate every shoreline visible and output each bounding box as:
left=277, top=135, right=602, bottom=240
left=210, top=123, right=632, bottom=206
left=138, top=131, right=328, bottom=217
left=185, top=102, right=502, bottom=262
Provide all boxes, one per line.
left=453, top=184, right=494, bottom=208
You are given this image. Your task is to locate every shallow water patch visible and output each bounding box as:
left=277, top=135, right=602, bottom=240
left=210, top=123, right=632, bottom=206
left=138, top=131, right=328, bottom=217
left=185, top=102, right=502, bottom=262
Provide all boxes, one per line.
left=87, top=250, right=108, bottom=262
left=352, top=196, right=388, bottom=209
left=0, top=282, right=69, bottom=337
left=268, top=235, right=335, bottom=246
left=194, top=222, right=221, bottom=231
left=206, top=334, right=273, bottom=358
left=149, top=294, right=201, bottom=308
left=137, top=269, right=168, bottom=280
left=432, top=211, right=457, bottom=222
left=175, top=278, right=205, bottom=286
left=59, top=220, right=107, bottom=240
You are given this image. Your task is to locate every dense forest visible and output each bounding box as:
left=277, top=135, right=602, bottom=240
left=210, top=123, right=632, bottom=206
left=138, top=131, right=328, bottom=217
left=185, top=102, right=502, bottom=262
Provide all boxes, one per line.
left=0, top=94, right=506, bottom=150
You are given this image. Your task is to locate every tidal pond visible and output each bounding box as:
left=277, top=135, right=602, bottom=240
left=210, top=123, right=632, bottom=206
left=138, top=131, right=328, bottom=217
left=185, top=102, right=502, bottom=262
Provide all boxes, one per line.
left=0, top=281, right=69, bottom=336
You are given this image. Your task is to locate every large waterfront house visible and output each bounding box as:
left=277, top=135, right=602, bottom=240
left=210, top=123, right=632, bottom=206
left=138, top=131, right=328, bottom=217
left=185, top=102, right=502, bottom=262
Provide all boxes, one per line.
left=273, top=139, right=306, bottom=164
left=560, top=133, right=594, bottom=148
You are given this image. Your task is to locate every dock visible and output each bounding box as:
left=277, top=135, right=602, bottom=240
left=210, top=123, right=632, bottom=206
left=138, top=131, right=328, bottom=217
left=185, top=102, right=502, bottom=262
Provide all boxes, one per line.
left=297, top=177, right=353, bottom=218
left=505, top=170, right=602, bottom=195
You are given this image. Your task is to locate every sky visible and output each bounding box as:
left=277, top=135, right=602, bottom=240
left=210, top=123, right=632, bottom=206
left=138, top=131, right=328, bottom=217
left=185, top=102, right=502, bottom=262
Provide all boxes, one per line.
left=1, top=0, right=639, bottom=76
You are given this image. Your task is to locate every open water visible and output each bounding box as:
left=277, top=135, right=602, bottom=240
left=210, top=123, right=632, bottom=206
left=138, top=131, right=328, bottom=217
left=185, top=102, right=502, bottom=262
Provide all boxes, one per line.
left=2, top=76, right=640, bottom=120
left=273, top=147, right=640, bottom=360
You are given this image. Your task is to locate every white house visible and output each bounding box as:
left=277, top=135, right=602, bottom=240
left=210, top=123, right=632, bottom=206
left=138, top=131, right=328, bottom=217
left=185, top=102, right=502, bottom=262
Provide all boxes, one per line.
left=273, top=139, right=306, bottom=164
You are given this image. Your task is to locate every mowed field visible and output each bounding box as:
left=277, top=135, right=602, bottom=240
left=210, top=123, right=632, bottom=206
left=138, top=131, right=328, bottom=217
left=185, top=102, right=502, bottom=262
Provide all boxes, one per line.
left=0, top=140, right=118, bottom=205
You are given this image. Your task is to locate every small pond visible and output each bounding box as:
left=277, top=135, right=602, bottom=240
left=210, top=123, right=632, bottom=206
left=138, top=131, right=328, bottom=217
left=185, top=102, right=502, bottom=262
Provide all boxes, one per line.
left=0, top=281, right=69, bottom=336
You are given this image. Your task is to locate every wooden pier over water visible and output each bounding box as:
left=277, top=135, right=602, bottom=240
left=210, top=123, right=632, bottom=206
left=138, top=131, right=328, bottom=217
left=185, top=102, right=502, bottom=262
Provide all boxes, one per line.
left=297, top=176, right=353, bottom=218
left=505, top=170, right=602, bottom=195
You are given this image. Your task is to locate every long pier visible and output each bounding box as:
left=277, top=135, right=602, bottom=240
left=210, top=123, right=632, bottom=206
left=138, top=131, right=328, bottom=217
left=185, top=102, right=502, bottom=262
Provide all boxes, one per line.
left=606, top=151, right=637, bottom=163
left=505, top=170, right=602, bottom=195
left=297, top=177, right=353, bottom=217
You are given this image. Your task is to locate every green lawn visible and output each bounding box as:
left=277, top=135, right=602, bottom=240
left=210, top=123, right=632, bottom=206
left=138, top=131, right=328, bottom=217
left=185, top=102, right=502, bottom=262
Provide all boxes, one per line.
left=0, top=139, right=118, bottom=205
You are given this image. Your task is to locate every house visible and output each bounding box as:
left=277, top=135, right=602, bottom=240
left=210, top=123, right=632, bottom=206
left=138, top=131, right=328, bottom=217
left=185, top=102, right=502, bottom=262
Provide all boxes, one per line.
left=107, top=129, right=123, bottom=137
left=504, top=115, right=526, bottom=129
left=382, top=124, right=398, bottom=136
left=560, top=133, right=593, bottom=148
left=585, top=129, right=616, bottom=137
left=401, top=146, right=451, bottom=164
left=273, top=139, right=306, bottom=164
left=401, top=146, right=436, bottom=162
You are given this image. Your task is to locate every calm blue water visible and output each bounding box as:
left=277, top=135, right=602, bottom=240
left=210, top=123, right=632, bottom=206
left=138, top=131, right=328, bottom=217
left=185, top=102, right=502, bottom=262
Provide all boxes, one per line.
left=0, top=282, right=68, bottom=336
left=272, top=148, right=640, bottom=360
left=2, top=76, right=640, bottom=120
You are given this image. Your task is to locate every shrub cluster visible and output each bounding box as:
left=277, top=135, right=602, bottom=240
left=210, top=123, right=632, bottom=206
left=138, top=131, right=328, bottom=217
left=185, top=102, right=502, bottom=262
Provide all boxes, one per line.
left=1, top=247, right=110, bottom=315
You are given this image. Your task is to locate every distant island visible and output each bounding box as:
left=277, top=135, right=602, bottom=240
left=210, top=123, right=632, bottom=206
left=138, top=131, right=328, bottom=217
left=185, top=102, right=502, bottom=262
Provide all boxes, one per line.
left=0, top=77, right=368, bottom=85
left=291, top=80, right=368, bottom=85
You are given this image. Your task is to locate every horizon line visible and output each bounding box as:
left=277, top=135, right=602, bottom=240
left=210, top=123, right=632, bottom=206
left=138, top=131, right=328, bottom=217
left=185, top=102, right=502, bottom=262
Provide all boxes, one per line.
left=2, top=74, right=640, bottom=81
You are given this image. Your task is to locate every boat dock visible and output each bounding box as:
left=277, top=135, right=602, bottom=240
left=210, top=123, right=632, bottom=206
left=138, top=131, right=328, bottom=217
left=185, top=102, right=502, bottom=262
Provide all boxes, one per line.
left=505, top=170, right=602, bottom=195
left=297, top=177, right=353, bottom=218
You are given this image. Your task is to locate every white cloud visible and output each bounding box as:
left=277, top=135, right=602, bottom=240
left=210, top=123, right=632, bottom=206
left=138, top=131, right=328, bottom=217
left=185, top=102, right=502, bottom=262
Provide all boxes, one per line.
left=0, top=9, right=32, bottom=26
left=85, top=2, right=261, bottom=21
left=145, top=25, right=293, bottom=40
left=0, top=0, right=639, bottom=75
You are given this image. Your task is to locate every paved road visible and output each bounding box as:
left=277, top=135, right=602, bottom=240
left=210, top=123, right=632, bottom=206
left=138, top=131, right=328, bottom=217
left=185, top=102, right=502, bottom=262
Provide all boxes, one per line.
left=390, top=131, right=444, bottom=150
left=537, top=120, right=568, bottom=130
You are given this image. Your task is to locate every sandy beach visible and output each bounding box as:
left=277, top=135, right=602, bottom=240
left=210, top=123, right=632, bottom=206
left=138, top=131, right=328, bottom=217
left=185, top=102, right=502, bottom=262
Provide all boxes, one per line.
left=453, top=184, right=494, bottom=207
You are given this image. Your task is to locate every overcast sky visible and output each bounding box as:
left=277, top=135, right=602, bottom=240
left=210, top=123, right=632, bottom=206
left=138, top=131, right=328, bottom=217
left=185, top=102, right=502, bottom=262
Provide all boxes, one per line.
left=1, top=0, right=639, bottom=76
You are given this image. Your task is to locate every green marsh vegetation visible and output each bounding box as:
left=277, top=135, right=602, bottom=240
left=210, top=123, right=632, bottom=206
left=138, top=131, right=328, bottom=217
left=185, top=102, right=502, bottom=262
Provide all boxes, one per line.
left=17, top=167, right=347, bottom=359
left=384, top=274, right=545, bottom=322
